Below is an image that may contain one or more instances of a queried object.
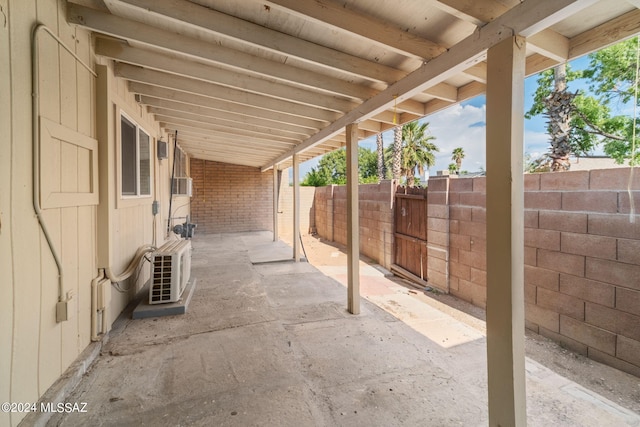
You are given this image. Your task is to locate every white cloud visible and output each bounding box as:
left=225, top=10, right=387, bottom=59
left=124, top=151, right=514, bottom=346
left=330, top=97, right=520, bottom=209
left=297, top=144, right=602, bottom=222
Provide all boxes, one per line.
left=524, top=129, right=549, bottom=159
left=297, top=102, right=554, bottom=180
left=427, top=103, right=487, bottom=173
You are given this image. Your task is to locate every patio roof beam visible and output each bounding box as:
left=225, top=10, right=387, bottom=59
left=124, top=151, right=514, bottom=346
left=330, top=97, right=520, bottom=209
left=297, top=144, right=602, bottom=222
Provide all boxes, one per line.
left=436, top=0, right=570, bottom=62
left=569, top=8, right=640, bottom=58
left=169, top=140, right=281, bottom=155
left=156, top=116, right=300, bottom=144
left=264, top=0, right=446, bottom=60
left=104, top=0, right=405, bottom=84
left=178, top=146, right=282, bottom=164
left=67, top=3, right=377, bottom=100
left=140, top=97, right=316, bottom=137
left=149, top=108, right=308, bottom=140
left=98, top=38, right=361, bottom=111
left=159, top=123, right=297, bottom=147
left=130, top=84, right=327, bottom=131
left=261, top=0, right=598, bottom=172
left=115, top=64, right=349, bottom=119
left=183, top=152, right=264, bottom=168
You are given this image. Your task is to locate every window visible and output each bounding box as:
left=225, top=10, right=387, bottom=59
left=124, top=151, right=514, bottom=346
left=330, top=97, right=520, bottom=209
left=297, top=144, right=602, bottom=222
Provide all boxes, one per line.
left=120, top=113, right=151, bottom=197
left=171, top=146, right=192, bottom=196
left=174, top=146, right=188, bottom=178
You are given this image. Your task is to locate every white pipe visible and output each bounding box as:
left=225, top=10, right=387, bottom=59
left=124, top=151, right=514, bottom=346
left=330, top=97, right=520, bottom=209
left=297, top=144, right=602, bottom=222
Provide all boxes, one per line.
left=104, top=245, right=156, bottom=283
left=31, top=24, right=97, bottom=306
left=91, top=269, right=106, bottom=341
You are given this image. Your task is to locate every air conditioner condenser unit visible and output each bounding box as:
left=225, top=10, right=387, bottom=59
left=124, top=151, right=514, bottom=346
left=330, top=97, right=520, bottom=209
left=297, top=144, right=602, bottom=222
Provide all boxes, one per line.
left=149, top=239, right=192, bottom=304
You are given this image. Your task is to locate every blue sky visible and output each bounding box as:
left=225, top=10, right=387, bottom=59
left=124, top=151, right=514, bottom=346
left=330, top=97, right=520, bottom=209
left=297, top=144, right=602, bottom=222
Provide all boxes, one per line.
left=296, top=55, right=627, bottom=180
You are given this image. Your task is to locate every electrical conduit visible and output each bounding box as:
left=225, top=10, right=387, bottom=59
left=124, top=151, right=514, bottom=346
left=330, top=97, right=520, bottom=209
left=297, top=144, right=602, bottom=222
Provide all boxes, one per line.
left=31, top=24, right=97, bottom=309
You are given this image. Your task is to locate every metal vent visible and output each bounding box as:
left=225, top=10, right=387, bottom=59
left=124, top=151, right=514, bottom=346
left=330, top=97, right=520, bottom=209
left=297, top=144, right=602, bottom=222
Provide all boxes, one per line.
left=148, top=239, right=191, bottom=304
left=151, top=254, right=174, bottom=302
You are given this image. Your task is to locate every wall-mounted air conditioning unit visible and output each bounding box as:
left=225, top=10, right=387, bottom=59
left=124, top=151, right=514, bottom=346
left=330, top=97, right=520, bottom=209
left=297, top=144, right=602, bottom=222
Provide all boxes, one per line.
left=172, top=177, right=193, bottom=197
left=149, top=239, right=192, bottom=304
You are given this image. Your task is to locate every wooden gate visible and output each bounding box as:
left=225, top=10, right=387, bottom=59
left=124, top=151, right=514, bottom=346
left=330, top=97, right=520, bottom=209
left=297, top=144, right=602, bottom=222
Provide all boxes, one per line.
left=393, top=187, right=428, bottom=285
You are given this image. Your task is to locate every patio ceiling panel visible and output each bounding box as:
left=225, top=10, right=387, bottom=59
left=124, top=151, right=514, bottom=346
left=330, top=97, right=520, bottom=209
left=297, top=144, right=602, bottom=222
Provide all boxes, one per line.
left=67, top=0, right=639, bottom=170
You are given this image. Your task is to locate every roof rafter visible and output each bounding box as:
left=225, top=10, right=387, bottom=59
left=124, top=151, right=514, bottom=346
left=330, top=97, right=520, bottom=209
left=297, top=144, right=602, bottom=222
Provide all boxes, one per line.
left=569, top=8, right=640, bottom=58
left=148, top=107, right=308, bottom=140
left=130, top=84, right=327, bottom=131
left=96, top=38, right=364, bottom=110
left=68, top=3, right=375, bottom=99
left=115, top=64, right=343, bottom=121
left=264, top=0, right=446, bottom=60
left=104, top=0, right=406, bottom=83
left=262, top=0, right=599, bottom=171
left=140, top=97, right=315, bottom=137
left=436, top=0, right=571, bottom=62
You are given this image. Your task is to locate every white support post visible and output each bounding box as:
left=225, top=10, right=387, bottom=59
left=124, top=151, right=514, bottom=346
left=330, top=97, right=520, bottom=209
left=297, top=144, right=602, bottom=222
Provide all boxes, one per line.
left=485, top=35, right=527, bottom=426
left=346, top=123, right=360, bottom=314
left=273, top=165, right=279, bottom=242
left=293, top=155, right=300, bottom=262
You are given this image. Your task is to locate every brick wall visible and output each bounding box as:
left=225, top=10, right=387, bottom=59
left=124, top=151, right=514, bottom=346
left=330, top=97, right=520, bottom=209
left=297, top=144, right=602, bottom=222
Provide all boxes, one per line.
left=446, top=168, right=640, bottom=377
left=190, top=159, right=273, bottom=233
left=313, top=181, right=395, bottom=269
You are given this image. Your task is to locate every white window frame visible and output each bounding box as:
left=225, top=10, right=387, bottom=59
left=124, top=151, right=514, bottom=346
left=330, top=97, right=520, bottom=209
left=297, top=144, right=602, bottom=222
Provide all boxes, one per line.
left=119, top=110, right=152, bottom=199
left=171, top=145, right=192, bottom=197
left=174, top=145, right=188, bottom=178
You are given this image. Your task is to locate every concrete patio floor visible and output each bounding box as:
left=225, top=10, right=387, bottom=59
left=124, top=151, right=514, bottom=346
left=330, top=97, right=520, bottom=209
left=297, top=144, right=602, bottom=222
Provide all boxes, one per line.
left=48, top=232, right=640, bottom=426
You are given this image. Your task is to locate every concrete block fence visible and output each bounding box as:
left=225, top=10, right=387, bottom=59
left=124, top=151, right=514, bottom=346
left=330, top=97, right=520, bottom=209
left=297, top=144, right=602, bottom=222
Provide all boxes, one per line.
left=312, top=168, right=640, bottom=377
left=314, top=180, right=396, bottom=269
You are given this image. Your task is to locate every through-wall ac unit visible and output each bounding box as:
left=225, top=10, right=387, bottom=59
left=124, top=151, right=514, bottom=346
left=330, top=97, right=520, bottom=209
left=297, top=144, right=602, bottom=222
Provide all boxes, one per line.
left=172, top=177, right=193, bottom=197
left=149, top=240, right=192, bottom=304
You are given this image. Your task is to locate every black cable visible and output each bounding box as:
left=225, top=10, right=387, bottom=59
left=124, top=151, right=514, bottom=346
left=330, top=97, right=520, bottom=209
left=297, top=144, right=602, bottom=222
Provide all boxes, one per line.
left=167, top=130, right=178, bottom=234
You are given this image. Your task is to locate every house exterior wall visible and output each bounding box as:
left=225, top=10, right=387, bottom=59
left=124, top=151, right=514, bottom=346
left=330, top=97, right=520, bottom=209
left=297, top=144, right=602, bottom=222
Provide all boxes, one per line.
left=96, top=60, right=185, bottom=322
left=1, top=3, right=99, bottom=424
left=1, top=2, right=184, bottom=425
left=190, top=159, right=273, bottom=234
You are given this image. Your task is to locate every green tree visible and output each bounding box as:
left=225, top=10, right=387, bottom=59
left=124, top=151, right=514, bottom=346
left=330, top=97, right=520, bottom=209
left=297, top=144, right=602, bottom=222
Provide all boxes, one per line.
left=448, top=163, right=458, bottom=174
left=401, top=121, right=438, bottom=187
left=300, top=147, right=378, bottom=186
left=451, top=147, right=465, bottom=173
left=300, top=167, right=329, bottom=186
left=526, top=37, right=640, bottom=169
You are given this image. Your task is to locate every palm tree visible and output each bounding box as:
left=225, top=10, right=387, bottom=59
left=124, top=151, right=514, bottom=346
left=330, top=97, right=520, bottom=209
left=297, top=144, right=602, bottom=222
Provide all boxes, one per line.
left=545, top=63, right=574, bottom=171
left=401, top=121, right=438, bottom=187
left=451, top=147, right=465, bottom=174
left=392, top=126, right=402, bottom=180
left=376, top=133, right=385, bottom=181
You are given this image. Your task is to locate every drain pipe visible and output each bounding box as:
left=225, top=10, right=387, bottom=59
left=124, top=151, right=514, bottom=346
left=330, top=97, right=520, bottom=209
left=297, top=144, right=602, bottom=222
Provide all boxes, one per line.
left=31, top=24, right=97, bottom=308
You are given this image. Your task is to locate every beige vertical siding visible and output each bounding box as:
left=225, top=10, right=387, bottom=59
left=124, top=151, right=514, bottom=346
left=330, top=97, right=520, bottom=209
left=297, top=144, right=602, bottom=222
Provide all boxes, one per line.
left=0, top=2, right=185, bottom=425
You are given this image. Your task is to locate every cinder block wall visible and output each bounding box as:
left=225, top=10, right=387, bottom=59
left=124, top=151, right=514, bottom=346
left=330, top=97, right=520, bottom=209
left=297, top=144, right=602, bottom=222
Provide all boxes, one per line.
left=313, top=181, right=395, bottom=269
left=447, top=168, right=640, bottom=377
left=277, top=183, right=316, bottom=240
left=448, top=177, right=487, bottom=307
left=190, top=159, right=273, bottom=233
